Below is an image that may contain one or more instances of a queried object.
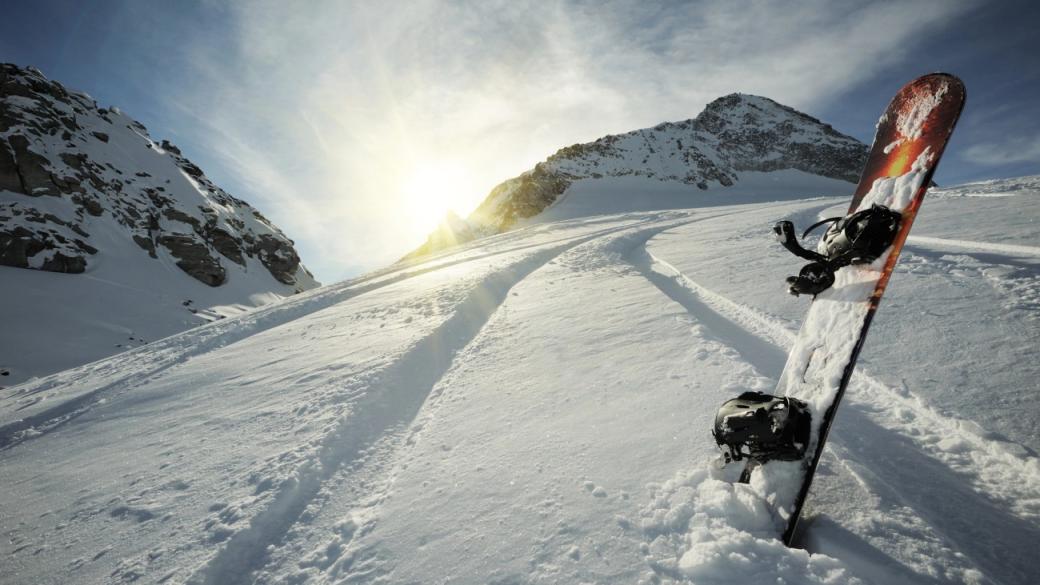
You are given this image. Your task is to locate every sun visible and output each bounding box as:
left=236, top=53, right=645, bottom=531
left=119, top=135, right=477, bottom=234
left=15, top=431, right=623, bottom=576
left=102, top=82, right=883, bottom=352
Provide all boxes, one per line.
left=401, top=161, right=479, bottom=235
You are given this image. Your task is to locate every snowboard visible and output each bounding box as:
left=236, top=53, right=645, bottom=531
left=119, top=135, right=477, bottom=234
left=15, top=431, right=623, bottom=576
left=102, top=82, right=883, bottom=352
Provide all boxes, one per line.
left=731, top=73, right=966, bottom=546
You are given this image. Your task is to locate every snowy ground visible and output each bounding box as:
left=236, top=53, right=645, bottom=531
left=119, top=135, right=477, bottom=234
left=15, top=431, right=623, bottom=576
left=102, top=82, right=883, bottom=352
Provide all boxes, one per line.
left=1, top=175, right=1037, bottom=585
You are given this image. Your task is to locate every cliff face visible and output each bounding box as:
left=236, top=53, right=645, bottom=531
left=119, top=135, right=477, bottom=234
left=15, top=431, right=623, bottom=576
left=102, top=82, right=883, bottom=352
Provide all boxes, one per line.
left=406, top=94, right=867, bottom=260
left=0, top=64, right=316, bottom=289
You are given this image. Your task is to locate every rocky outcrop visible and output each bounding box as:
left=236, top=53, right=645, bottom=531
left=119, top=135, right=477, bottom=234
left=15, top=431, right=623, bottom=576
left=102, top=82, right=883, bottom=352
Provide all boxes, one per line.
left=473, top=165, right=572, bottom=232
left=254, top=233, right=302, bottom=285
left=0, top=139, right=23, bottom=193
left=158, top=233, right=226, bottom=286
left=694, top=94, right=865, bottom=182
left=206, top=226, right=244, bottom=266
left=0, top=63, right=316, bottom=289
left=0, top=204, right=96, bottom=272
left=5, top=134, right=62, bottom=196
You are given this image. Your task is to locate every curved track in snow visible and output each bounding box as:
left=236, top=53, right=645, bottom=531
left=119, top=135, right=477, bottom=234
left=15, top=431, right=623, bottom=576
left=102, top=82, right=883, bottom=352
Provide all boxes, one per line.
left=0, top=217, right=670, bottom=451
left=630, top=232, right=1040, bottom=585
left=907, top=236, right=1040, bottom=258
left=3, top=189, right=1037, bottom=585
left=192, top=217, right=679, bottom=584
left=195, top=212, right=758, bottom=585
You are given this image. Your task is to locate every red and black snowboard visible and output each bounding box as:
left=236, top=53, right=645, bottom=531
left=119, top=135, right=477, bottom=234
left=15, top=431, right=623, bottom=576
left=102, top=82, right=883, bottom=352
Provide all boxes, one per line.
left=713, top=73, right=966, bottom=546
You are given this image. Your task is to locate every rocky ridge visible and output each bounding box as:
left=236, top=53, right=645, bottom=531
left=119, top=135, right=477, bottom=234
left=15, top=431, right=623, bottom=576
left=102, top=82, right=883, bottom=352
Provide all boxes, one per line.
left=0, top=63, right=315, bottom=289
left=407, top=94, right=867, bottom=259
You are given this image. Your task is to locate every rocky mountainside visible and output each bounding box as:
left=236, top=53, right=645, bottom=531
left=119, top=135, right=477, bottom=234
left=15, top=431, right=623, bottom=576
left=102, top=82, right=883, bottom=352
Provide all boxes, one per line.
left=0, top=63, right=314, bottom=288
left=0, top=64, right=318, bottom=387
left=407, top=94, right=867, bottom=259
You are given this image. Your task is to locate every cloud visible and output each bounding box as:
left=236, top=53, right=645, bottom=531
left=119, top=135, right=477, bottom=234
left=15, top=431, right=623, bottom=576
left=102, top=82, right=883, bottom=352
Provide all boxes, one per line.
left=162, top=0, right=978, bottom=281
left=961, top=135, right=1040, bottom=166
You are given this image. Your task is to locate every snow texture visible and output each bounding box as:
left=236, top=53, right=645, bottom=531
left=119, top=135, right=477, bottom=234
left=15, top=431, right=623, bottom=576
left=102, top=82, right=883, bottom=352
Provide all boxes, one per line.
left=1, top=170, right=1038, bottom=585
left=883, top=78, right=948, bottom=154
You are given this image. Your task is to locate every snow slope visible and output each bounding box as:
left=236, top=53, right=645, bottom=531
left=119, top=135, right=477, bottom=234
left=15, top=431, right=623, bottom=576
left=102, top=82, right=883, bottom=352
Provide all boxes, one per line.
left=1, top=64, right=319, bottom=387
left=1, top=176, right=1038, bottom=585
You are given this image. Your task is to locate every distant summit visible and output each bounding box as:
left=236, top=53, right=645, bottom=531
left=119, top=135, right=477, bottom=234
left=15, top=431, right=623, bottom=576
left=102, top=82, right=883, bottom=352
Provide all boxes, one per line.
left=406, top=93, right=867, bottom=260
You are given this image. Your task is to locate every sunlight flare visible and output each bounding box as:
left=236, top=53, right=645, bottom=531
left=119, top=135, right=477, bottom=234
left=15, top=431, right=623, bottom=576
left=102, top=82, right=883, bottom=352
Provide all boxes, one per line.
left=401, top=161, right=482, bottom=234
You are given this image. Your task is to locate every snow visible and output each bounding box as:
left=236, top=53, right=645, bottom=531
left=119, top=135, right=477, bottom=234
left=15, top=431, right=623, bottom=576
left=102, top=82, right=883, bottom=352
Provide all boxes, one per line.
left=897, top=81, right=948, bottom=143
left=884, top=79, right=948, bottom=154
left=856, top=149, right=933, bottom=211
left=1, top=174, right=1039, bottom=584
left=642, top=467, right=856, bottom=584
left=0, top=251, right=296, bottom=392
left=537, top=171, right=855, bottom=224
left=0, top=68, right=318, bottom=387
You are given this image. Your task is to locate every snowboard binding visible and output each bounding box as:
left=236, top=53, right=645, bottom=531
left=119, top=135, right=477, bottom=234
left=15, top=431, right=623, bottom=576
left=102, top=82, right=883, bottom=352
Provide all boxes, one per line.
left=712, top=391, right=811, bottom=468
left=773, top=205, right=903, bottom=296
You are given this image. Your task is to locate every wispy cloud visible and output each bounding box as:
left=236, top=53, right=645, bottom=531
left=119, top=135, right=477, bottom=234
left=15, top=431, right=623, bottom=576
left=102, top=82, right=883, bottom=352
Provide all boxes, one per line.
left=962, top=135, right=1040, bottom=166
left=162, top=0, right=978, bottom=281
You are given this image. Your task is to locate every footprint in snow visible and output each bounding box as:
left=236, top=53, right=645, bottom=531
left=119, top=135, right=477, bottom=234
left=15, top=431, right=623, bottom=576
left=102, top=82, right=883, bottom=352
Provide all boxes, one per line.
left=582, top=481, right=608, bottom=498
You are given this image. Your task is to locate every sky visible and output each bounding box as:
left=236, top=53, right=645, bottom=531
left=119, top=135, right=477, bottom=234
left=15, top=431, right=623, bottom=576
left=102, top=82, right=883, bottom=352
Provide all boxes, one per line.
left=2, top=0, right=1039, bottom=282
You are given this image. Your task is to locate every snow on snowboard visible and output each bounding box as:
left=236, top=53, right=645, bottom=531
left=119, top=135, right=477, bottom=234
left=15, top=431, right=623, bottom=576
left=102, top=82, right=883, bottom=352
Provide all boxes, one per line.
left=712, top=73, right=966, bottom=546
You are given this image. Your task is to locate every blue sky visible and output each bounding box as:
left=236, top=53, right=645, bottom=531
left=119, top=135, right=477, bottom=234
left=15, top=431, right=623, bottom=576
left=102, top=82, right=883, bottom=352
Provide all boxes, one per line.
left=3, top=0, right=1038, bottom=282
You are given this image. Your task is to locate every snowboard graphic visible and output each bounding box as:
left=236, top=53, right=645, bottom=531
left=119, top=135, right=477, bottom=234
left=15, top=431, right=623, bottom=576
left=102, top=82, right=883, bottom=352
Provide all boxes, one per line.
left=713, top=73, right=966, bottom=546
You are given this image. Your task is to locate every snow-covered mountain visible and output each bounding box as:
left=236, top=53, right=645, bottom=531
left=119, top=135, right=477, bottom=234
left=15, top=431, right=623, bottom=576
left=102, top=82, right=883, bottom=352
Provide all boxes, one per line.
left=2, top=167, right=1037, bottom=585
left=0, top=64, right=318, bottom=386
left=407, top=93, right=868, bottom=259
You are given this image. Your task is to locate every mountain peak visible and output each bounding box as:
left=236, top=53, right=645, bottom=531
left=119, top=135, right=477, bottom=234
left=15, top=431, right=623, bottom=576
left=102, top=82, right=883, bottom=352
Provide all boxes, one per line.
left=1, top=62, right=314, bottom=288
left=406, top=93, right=868, bottom=261
left=697, top=92, right=842, bottom=137
left=703, top=92, right=779, bottom=109
left=1, top=63, right=319, bottom=385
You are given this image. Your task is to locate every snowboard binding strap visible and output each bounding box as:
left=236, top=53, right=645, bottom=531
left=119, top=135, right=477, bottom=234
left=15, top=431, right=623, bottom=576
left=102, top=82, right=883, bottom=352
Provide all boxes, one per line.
left=773, top=205, right=903, bottom=296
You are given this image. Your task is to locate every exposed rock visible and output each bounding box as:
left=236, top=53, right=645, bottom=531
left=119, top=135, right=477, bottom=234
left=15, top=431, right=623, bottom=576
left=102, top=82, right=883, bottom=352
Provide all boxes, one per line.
left=71, top=193, right=103, bottom=216
left=0, top=63, right=316, bottom=290
left=132, top=234, right=156, bottom=258
left=0, top=206, right=91, bottom=273
left=253, top=234, right=301, bottom=285
left=178, top=160, right=204, bottom=178
left=8, top=135, right=60, bottom=195
left=73, top=238, right=98, bottom=254
left=474, top=164, right=571, bottom=231
left=160, top=140, right=181, bottom=155
left=162, top=207, right=200, bottom=229
left=207, top=226, right=245, bottom=265
left=158, top=234, right=225, bottom=286
left=59, top=152, right=86, bottom=170
left=0, top=226, right=46, bottom=267
left=0, top=140, right=20, bottom=193
left=41, top=252, right=86, bottom=273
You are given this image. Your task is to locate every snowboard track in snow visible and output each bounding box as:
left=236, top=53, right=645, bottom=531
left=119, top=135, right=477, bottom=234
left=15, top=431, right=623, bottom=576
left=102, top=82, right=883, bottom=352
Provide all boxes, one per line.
left=4, top=199, right=1037, bottom=585
left=627, top=238, right=1040, bottom=583
left=226, top=210, right=775, bottom=585
left=0, top=217, right=668, bottom=452
left=185, top=215, right=712, bottom=585
left=906, top=235, right=1040, bottom=258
